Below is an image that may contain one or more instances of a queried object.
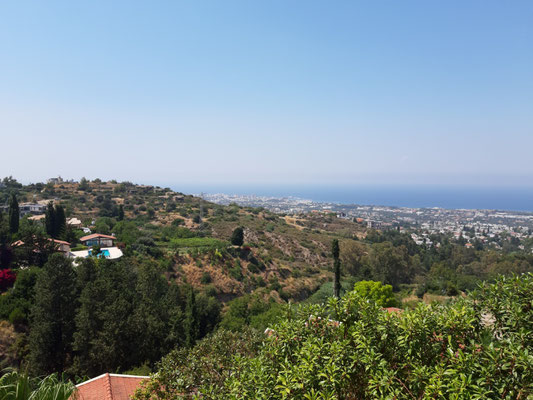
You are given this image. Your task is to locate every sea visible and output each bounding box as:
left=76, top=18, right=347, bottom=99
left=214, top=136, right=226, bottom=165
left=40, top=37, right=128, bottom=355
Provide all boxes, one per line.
left=170, top=184, right=533, bottom=213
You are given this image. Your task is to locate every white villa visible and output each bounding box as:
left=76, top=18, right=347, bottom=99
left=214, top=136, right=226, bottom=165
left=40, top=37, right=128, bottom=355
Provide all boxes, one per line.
left=79, top=233, right=117, bottom=247
left=69, top=233, right=123, bottom=260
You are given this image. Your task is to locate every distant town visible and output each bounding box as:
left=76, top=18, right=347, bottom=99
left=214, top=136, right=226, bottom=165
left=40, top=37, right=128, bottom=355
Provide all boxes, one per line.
left=202, top=192, right=533, bottom=251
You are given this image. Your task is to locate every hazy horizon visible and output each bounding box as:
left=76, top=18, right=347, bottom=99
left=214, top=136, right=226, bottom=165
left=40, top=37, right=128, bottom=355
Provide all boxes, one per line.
left=1, top=1, right=532, bottom=187
left=8, top=177, right=533, bottom=212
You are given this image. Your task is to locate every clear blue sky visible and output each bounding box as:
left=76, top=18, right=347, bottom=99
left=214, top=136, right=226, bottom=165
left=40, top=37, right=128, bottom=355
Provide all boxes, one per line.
left=1, top=1, right=532, bottom=187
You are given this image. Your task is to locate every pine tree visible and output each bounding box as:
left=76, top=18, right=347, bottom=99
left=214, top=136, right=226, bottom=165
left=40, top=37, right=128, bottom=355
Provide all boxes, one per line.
left=29, top=254, right=78, bottom=375
left=332, top=239, right=341, bottom=298
left=164, top=283, right=186, bottom=348
left=72, top=260, right=138, bottom=375
left=71, top=259, right=100, bottom=376
left=76, top=258, right=98, bottom=293
left=133, top=261, right=168, bottom=364
left=8, top=193, right=19, bottom=234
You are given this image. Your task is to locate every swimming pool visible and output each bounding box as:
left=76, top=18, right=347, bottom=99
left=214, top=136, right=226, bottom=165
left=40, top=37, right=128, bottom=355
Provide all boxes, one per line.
left=88, top=249, right=110, bottom=258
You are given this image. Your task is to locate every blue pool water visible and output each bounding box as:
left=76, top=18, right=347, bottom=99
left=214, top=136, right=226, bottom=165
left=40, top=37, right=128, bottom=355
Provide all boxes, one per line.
left=88, top=249, right=110, bottom=258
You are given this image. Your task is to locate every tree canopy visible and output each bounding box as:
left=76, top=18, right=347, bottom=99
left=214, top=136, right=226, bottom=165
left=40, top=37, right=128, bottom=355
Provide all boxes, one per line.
left=231, top=227, right=244, bottom=246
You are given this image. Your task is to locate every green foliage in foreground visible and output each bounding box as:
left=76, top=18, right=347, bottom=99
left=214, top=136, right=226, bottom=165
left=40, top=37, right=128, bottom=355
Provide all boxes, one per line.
left=135, top=329, right=263, bottom=400
left=0, top=370, right=75, bottom=400
left=352, top=280, right=397, bottom=308
left=135, top=274, right=533, bottom=399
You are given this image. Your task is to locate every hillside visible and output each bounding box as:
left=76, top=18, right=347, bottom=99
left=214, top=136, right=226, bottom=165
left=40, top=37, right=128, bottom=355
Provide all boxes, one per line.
left=3, top=177, right=533, bottom=304
left=1, top=178, right=365, bottom=302
left=2, top=176, right=533, bottom=379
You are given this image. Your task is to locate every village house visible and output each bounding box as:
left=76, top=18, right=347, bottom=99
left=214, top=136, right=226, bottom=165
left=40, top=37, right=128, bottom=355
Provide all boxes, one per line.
left=67, top=217, right=83, bottom=229
left=52, top=238, right=71, bottom=253
left=0, top=202, right=46, bottom=216
left=28, top=214, right=46, bottom=222
left=70, top=233, right=123, bottom=260
left=12, top=238, right=71, bottom=254
left=79, top=233, right=117, bottom=247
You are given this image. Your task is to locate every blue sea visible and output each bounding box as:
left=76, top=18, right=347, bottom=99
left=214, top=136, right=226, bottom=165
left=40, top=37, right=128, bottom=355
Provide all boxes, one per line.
left=170, top=184, right=533, bottom=212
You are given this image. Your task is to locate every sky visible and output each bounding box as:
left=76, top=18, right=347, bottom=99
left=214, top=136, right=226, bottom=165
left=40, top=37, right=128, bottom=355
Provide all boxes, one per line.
left=1, top=1, right=532, bottom=188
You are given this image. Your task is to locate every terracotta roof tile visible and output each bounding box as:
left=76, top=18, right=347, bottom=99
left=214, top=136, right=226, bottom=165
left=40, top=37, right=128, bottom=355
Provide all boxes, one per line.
left=383, top=307, right=403, bottom=313
left=51, top=239, right=71, bottom=245
left=79, top=233, right=117, bottom=242
left=72, top=373, right=148, bottom=400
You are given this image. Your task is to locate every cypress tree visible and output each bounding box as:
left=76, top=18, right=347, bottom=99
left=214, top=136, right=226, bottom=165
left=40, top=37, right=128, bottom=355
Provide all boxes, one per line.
left=54, top=205, right=66, bottom=239
left=0, top=212, right=13, bottom=268
left=184, top=287, right=199, bottom=348
left=29, top=254, right=78, bottom=375
left=45, top=201, right=56, bottom=237
left=118, top=204, right=125, bottom=221
left=8, top=193, right=19, bottom=234
left=332, top=239, right=341, bottom=298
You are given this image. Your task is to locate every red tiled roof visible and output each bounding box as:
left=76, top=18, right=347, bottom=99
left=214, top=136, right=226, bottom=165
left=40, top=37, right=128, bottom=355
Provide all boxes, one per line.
left=11, top=238, right=70, bottom=246
left=80, top=233, right=117, bottom=242
left=72, top=373, right=148, bottom=400
left=51, top=238, right=71, bottom=245
left=383, top=307, right=403, bottom=313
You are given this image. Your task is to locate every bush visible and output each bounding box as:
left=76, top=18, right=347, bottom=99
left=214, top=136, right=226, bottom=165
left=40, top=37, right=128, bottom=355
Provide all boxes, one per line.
left=353, top=280, right=398, bottom=307
left=204, top=285, right=218, bottom=297
left=231, top=227, right=244, bottom=246
left=137, top=273, right=533, bottom=399
left=133, top=329, right=262, bottom=400
left=8, top=307, right=25, bottom=326
left=247, top=263, right=259, bottom=274
left=171, top=218, right=184, bottom=226
left=0, top=269, right=16, bottom=292
left=200, top=272, right=212, bottom=285
left=131, top=236, right=163, bottom=258
left=229, top=266, right=243, bottom=281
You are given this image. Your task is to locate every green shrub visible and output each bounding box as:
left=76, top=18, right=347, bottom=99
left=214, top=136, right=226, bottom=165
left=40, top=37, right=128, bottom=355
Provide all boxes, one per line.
left=137, top=274, right=533, bottom=399
left=247, top=263, right=259, bottom=274
left=9, top=307, right=26, bottom=326
left=200, top=272, right=212, bottom=284
left=353, top=280, right=398, bottom=307
left=229, top=266, right=243, bottom=281
left=133, top=329, right=262, bottom=400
